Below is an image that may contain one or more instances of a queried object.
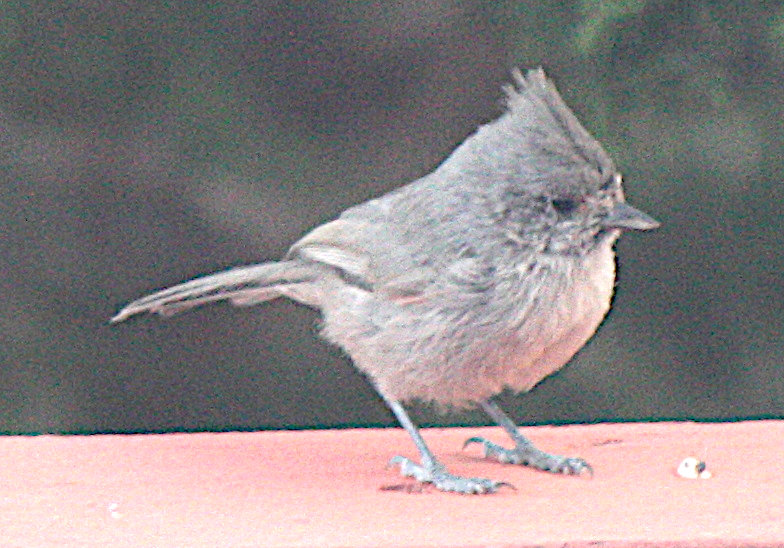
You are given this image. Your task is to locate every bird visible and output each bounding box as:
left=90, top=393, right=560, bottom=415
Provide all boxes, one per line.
left=112, top=68, right=659, bottom=494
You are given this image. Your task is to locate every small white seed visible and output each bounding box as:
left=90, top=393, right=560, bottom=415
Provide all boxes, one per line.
left=677, top=456, right=711, bottom=479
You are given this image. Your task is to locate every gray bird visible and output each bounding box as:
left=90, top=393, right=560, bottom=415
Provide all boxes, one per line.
left=112, top=68, right=659, bottom=494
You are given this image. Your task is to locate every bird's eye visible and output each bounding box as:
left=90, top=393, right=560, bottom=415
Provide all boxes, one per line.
left=551, top=198, right=578, bottom=215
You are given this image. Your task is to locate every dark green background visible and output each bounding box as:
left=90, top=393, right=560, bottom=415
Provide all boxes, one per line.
left=2, top=1, right=782, bottom=433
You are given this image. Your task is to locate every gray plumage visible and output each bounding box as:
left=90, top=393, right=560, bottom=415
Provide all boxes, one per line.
left=113, top=68, right=659, bottom=494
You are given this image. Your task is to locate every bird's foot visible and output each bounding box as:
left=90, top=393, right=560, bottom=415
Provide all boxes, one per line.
left=387, top=456, right=514, bottom=494
left=463, top=437, right=592, bottom=476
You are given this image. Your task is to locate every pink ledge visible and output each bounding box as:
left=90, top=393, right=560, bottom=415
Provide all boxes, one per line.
left=0, top=420, right=782, bottom=547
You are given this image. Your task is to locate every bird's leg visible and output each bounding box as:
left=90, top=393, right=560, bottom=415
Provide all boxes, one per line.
left=385, top=399, right=512, bottom=494
left=464, top=399, right=592, bottom=476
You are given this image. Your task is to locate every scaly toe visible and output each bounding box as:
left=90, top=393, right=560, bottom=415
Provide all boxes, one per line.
left=387, top=455, right=513, bottom=494
left=551, top=457, right=593, bottom=477
left=464, top=438, right=593, bottom=476
left=388, top=455, right=433, bottom=482
left=431, top=471, right=514, bottom=495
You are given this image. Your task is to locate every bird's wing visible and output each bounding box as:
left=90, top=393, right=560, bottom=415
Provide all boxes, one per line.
left=288, top=218, right=439, bottom=298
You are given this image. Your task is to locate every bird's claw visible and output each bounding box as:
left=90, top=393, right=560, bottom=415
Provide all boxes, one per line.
left=463, top=436, right=593, bottom=477
left=387, top=455, right=514, bottom=494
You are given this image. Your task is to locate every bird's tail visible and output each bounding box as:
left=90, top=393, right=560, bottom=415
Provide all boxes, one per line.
left=110, top=260, right=319, bottom=323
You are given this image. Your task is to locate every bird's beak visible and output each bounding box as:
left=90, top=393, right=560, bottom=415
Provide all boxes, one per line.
left=602, top=202, right=660, bottom=231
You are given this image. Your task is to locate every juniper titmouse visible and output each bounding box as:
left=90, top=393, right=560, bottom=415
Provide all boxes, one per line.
left=112, top=68, right=659, bottom=494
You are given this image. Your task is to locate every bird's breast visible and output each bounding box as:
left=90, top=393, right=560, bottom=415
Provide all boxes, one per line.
left=496, top=240, right=617, bottom=393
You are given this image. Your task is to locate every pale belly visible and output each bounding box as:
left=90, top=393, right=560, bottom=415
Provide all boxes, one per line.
left=496, top=242, right=617, bottom=394
left=325, top=240, right=618, bottom=407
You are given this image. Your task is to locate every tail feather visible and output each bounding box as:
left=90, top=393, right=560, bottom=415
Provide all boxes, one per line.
left=110, top=261, right=316, bottom=323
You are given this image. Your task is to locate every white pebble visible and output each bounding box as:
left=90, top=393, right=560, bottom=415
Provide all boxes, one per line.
left=677, top=456, right=712, bottom=479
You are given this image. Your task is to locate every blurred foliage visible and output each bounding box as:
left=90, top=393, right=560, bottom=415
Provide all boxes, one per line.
left=0, top=1, right=782, bottom=433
